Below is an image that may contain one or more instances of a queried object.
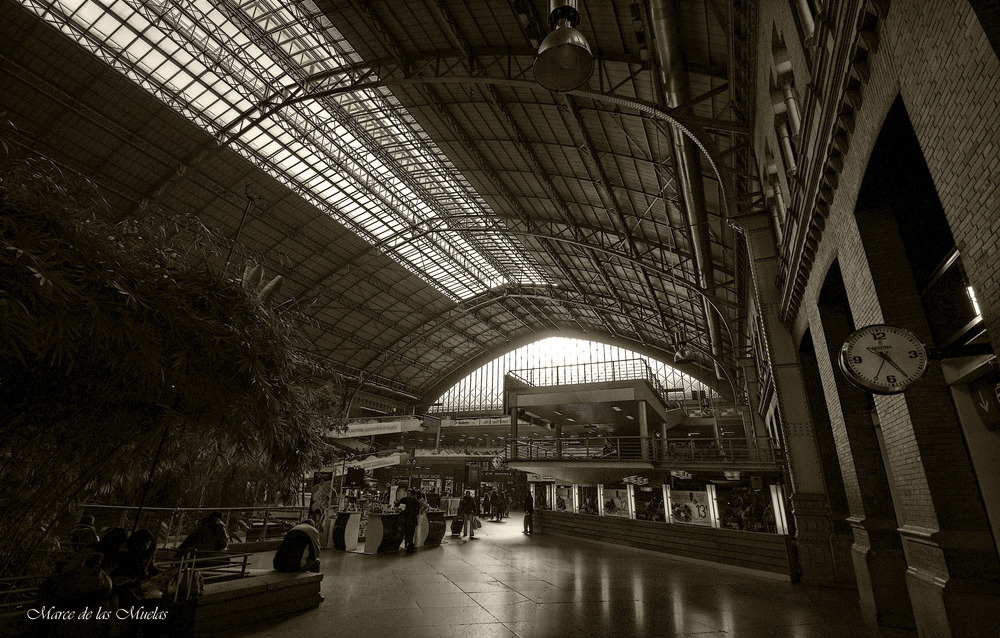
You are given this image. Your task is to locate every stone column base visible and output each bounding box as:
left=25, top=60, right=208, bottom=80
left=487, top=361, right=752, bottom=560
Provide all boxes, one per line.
left=849, top=518, right=914, bottom=629
left=790, top=493, right=838, bottom=585
left=851, top=545, right=914, bottom=628
left=901, top=528, right=1000, bottom=637
left=905, top=566, right=1000, bottom=637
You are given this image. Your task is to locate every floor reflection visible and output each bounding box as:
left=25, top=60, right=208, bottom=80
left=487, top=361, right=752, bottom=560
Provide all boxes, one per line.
left=226, top=514, right=916, bottom=637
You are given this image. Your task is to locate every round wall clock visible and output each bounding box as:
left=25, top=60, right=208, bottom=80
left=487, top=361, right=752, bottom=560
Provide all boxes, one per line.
left=839, top=324, right=929, bottom=394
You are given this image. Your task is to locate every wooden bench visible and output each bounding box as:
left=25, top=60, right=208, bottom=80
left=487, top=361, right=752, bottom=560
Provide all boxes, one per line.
left=0, top=569, right=323, bottom=637
left=192, top=569, right=323, bottom=635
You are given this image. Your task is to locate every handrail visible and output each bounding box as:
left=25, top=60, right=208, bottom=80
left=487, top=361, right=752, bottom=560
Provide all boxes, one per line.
left=80, top=504, right=308, bottom=512
left=78, top=504, right=310, bottom=548
left=344, top=414, right=424, bottom=423
left=505, top=436, right=781, bottom=464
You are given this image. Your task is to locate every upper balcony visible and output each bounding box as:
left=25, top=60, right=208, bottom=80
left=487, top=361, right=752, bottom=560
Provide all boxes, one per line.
left=506, top=435, right=783, bottom=484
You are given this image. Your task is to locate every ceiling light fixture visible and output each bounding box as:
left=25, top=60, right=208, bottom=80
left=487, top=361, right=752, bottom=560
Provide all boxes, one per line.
left=673, top=330, right=696, bottom=365
left=533, top=0, right=595, bottom=92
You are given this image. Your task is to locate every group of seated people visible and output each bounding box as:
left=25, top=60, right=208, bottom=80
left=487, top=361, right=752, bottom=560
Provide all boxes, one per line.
left=39, top=516, right=164, bottom=615
left=39, top=510, right=324, bottom=616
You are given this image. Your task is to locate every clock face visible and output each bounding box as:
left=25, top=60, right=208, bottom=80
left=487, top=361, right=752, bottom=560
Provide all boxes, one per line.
left=839, top=324, right=929, bottom=394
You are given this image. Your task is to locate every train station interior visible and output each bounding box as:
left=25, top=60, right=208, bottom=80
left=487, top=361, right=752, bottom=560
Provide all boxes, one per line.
left=1, top=0, right=998, bottom=636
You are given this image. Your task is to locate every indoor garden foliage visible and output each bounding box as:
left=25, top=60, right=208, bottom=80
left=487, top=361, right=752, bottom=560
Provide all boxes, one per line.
left=0, top=154, right=338, bottom=577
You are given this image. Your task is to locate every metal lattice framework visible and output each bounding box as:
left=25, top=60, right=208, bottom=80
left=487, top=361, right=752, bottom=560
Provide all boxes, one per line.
left=1, top=0, right=761, bottom=405
left=431, top=337, right=713, bottom=414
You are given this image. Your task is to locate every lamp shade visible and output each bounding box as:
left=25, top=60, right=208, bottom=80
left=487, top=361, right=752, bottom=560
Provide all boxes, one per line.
left=533, top=26, right=594, bottom=92
left=674, top=347, right=695, bottom=365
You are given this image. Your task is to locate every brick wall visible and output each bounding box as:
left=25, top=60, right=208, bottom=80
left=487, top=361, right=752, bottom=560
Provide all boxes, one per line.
left=752, top=0, right=1000, bottom=631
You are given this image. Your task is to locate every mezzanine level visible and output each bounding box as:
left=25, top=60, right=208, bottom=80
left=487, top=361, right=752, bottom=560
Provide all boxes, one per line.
left=507, top=435, right=782, bottom=471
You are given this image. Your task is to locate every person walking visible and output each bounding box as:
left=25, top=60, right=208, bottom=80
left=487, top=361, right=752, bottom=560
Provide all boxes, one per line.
left=459, top=490, right=478, bottom=538
left=494, top=492, right=505, bottom=521
left=523, top=492, right=534, bottom=534
left=481, top=491, right=492, bottom=522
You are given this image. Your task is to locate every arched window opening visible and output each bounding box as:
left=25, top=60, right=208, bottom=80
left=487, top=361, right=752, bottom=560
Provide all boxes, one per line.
left=430, top=337, right=715, bottom=414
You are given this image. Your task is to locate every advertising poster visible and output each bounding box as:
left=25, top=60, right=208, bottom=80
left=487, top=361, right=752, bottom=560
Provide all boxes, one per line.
left=602, top=488, right=630, bottom=518
left=555, top=486, right=572, bottom=511
left=669, top=490, right=712, bottom=526
left=421, top=478, right=441, bottom=495
left=578, top=486, right=599, bottom=515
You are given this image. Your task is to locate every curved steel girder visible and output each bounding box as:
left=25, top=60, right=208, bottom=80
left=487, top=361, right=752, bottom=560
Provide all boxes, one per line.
left=365, top=225, right=738, bottom=315
left=350, top=228, right=741, bottom=384
left=311, top=221, right=740, bottom=379
left=410, top=301, right=737, bottom=405
left=216, top=69, right=735, bottom=219
left=418, top=327, right=734, bottom=409
left=335, top=218, right=735, bottom=309
left=364, top=279, right=736, bottom=387
left=328, top=205, right=720, bottom=284
left=214, top=59, right=745, bottom=399
left=504, top=218, right=737, bottom=282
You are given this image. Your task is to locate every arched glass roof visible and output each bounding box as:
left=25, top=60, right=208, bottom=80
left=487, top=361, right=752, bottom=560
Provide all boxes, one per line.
left=21, top=0, right=548, bottom=301
left=6, top=0, right=752, bottom=402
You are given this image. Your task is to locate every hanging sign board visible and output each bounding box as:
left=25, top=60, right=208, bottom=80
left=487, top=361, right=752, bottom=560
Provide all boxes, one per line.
left=454, top=416, right=511, bottom=427
left=326, top=417, right=425, bottom=438
left=332, top=453, right=404, bottom=476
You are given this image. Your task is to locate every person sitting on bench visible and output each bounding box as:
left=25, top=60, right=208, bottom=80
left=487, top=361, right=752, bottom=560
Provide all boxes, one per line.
left=273, top=519, right=321, bottom=572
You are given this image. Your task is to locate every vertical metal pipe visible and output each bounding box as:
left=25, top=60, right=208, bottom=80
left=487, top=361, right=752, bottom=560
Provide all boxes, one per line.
left=782, top=83, right=801, bottom=136
left=649, top=0, right=724, bottom=379
left=779, top=122, right=798, bottom=174
left=794, top=0, right=816, bottom=39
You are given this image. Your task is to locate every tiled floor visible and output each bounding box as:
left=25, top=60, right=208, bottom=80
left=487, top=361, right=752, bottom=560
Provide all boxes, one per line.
left=226, top=515, right=917, bottom=638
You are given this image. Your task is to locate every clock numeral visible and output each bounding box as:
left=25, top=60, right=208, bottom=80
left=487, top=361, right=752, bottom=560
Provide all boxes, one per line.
left=872, top=331, right=886, bottom=341
left=887, top=375, right=897, bottom=384
left=908, top=350, right=919, bottom=358
left=851, top=356, right=862, bottom=364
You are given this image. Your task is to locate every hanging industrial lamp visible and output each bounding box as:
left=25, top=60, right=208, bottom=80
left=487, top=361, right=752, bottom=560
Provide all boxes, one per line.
left=533, top=0, right=595, bottom=92
left=673, top=331, right=696, bottom=365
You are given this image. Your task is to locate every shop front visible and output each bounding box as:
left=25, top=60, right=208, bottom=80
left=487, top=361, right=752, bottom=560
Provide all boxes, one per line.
left=528, top=471, right=794, bottom=579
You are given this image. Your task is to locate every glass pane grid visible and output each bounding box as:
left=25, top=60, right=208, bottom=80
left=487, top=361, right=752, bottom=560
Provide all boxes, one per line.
left=22, top=0, right=549, bottom=300
left=431, top=337, right=715, bottom=413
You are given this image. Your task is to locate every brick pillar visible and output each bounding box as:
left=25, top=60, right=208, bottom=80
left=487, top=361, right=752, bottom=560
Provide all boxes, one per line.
left=735, top=210, right=838, bottom=584
left=798, top=334, right=857, bottom=586
left=810, top=304, right=914, bottom=629
left=854, top=206, right=1000, bottom=636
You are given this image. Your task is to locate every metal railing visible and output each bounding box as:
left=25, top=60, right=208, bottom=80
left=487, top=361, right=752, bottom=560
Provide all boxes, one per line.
left=78, top=504, right=310, bottom=548
left=0, top=550, right=254, bottom=622
left=506, top=436, right=781, bottom=465
left=506, top=358, right=709, bottom=404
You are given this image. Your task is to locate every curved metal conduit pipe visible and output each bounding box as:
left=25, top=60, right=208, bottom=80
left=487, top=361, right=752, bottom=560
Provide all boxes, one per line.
left=649, top=0, right=725, bottom=381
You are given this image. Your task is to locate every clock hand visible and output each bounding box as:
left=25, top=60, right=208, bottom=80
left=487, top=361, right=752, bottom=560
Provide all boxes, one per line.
left=867, top=347, right=908, bottom=376
left=873, top=357, right=885, bottom=381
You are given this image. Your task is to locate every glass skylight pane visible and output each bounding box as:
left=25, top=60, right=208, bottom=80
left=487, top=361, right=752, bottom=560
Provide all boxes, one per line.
left=22, top=0, right=550, bottom=300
